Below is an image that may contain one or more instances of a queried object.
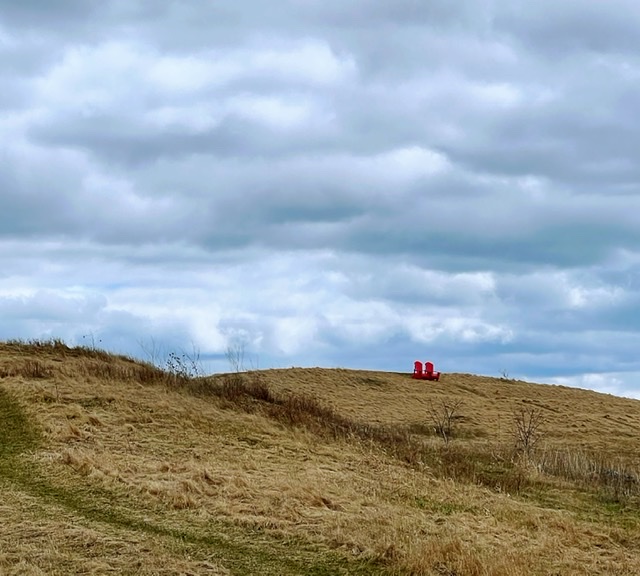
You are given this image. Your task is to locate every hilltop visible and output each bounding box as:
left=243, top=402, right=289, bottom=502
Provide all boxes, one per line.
left=1, top=340, right=640, bottom=575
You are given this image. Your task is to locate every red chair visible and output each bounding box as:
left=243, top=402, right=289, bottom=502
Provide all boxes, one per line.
left=424, top=361, right=441, bottom=381
left=412, top=360, right=423, bottom=379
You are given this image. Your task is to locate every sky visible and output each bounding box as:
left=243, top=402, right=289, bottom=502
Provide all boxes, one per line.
left=2, top=1, right=640, bottom=397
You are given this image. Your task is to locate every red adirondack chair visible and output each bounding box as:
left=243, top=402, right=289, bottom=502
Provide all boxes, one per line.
left=423, top=361, right=441, bottom=381
left=412, top=360, right=441, bottom=381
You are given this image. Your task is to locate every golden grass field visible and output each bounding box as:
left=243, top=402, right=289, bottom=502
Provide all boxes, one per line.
left=1, top=340, right=640, bottom=575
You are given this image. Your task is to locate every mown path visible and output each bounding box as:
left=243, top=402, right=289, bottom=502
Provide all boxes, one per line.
left=0, top=387, right=389, bottom=576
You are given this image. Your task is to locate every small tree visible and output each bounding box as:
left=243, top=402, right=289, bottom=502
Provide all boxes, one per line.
left=512, top=406, right=545, bottom=457
left=428, top=399, right=464, bottom=444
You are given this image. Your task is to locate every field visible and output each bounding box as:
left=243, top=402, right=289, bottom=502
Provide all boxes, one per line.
left=1, top=340, right=640, bottom=575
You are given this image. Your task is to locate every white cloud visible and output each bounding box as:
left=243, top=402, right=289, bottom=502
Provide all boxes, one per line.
left=249, top=40, right=357, bottom=85
left=468, top=81, right=522, bottom=108
left=547, top=372, right=640, bottom=400
left=565, top=283, right=624, bottom=309
left=0, top=25, right=17, bottom=48
left=228, top=95, right=321, bottom=130
left=35, top=38, right=354, bottom=109
left=498, top=271, right=627, bottom=311
left=3, top=1, right=640, bottom=396
left=376, top=146, right=451, bottom=181
left=271, top=316, right=320, bottom=355
left=147, top=54, right=238, bottom=93
left=34, top=42, right=141, bottom=110
left=407, top=315, right=513, bottom=345
left=143, top=103, right=223, bottom=133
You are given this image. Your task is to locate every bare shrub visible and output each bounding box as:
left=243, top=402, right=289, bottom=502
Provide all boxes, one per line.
left=165, top=348, right=202, bottom=380
left=225, top=341, right=246, bottom=373
left=512, top=405, right=545, bottom=457
left=428, top=399, right=464, bottom=444
left=137, top=336, right=165, bottom=367
left=81, top=332, right=102, bottom=351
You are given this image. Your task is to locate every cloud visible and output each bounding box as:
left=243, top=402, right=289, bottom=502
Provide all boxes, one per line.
left=547, top=373, right=640, bottom=400
left=496, top=0, right=640, bottom=57
left=2, top=1, right=640, bottom=393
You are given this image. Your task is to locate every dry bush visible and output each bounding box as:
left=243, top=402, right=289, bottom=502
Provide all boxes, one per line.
left=3, top=338, right=135, bottom=365
left=165, top=349, right=202, bottom=379
left=225, top=342, right=246, bottom=373
left=82, top=362, right=132, bottom=381
left=134, top=363, right=168, bottom=385
left=221, top=373, right=273, bottom=402
left=181, top=372, right=274, bottom=405
left=74, top=360, right=169, bottom=387
left=406, top=536, right=531, bottom=576
left=22, top=360, right=54, bottom=379
left=243, top=372, right=274, bottom=402
left=534, top=448, right=640, bottom=503
left=276, top=393, right=343, bottom=429
left=219, top=374, right=245, bottom=400
left=428, top=399, right=464, bottom=444
left=512, top=406, right=545, bottom=457
left=17, top=337, right=68, bottom=353
left=0, top=359, right=53, bottom=379
left=427, top=444, right=530, bottom=494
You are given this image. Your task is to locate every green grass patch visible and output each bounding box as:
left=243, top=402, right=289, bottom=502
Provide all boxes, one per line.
left=0, top=388, right=40, bottom=459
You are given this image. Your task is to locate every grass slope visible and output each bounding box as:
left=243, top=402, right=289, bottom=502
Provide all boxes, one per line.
left=252, top=367, right=640, bottom=457
left=1, top=340, right=640, bottom=574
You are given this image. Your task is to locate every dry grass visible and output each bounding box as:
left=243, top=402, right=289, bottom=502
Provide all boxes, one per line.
left=0, top=484, right=228, bottom=575
left=251, top=367, right=640, bottom=458
left=2, top=340, right=640, bottom=574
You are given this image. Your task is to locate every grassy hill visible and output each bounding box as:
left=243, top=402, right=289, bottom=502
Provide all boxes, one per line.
left=1, top=340, right=640, bottom=575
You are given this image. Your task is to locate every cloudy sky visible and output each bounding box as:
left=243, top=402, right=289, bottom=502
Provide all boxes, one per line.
left=3, top=1, right=640, bottom=396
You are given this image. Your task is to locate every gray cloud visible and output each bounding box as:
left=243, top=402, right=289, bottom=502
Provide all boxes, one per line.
left=496, top=0, right=640, bottom=57
left=2, top=1, right=640, bottom=394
